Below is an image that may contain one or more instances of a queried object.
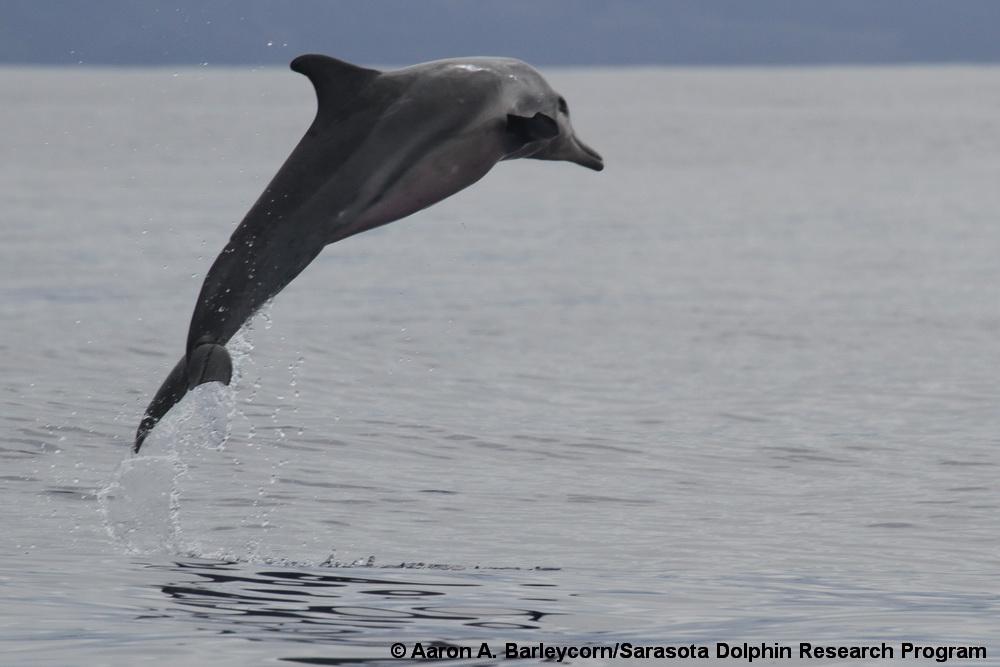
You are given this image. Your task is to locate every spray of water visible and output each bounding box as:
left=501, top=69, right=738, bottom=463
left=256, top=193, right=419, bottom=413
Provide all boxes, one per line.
left=100, top=318, right=259, bottom=556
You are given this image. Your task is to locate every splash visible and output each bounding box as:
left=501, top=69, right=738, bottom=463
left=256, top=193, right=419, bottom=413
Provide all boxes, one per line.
left=100, top=320, right=259, bottom=555
left=98, top=453, right=184, bottom=554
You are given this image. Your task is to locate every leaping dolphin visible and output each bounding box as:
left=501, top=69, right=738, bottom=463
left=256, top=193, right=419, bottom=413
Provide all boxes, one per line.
left=134, top=54, right=603, bottom=452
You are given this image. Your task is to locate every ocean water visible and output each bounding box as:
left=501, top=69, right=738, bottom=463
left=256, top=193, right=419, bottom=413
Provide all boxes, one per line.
left=2, top=63, right=999, bottom=665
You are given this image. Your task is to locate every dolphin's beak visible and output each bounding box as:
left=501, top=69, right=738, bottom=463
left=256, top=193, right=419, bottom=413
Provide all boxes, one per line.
left=528, top=131, right=604, bottom=171
left=568, top=137, right=604, bottom=171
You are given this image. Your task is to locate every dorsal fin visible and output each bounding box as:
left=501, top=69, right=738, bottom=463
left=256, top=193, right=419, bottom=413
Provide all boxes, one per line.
left=290, top=54, right=382, bottom=117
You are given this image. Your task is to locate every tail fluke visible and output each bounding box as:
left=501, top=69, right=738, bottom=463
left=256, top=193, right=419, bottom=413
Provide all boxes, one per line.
left=186, top=342, right=233, bottom=389
left=133, top=343, right=234, bottom=452
left=134, top=356, right=189, bottom=452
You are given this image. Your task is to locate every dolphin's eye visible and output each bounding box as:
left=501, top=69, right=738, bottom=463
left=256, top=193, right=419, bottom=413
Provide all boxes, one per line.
left=557, top=96, right=569, bottom=115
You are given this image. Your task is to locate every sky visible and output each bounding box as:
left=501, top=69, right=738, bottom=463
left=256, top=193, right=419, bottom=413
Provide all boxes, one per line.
left=3, top=1, right=1000, bottom=68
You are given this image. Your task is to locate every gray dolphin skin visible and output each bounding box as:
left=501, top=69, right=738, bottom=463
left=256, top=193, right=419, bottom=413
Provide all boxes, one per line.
left=134, top=54, right=603, bottom=452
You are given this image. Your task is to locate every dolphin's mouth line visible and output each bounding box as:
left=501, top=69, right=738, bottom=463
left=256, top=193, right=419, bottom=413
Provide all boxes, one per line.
left=581, top=142, right=602, bottom=162
left=574, top=139, right=604, bottom=171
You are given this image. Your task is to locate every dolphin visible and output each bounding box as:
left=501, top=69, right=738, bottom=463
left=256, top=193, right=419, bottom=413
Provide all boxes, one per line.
left=133, top=54, right=603, bottom=452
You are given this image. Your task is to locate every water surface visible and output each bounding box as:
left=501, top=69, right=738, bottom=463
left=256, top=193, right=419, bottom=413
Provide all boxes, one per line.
left=2, top=64, right=999, bottom=664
